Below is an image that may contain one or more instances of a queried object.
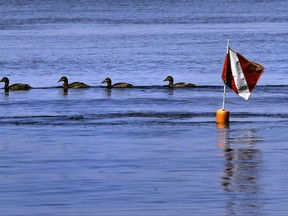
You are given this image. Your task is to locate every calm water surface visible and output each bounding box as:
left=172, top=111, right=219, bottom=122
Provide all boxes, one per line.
left=0, top=0, right=288, bottom=215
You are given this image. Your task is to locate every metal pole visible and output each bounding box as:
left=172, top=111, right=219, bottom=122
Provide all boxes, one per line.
left=222, top=39, right=230, bottom=110
left=222, top=84, right=226, bottom=110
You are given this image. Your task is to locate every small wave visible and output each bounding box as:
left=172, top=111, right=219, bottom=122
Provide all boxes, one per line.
left=5, top=84, right=288, bottom=91
left=1, top=111, right=288, bottom=126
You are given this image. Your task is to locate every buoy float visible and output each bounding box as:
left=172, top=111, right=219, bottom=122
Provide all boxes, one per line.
left=216, top=109, right=230, bottom=124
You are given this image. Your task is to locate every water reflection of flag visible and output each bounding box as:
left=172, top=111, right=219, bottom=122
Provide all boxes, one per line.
left=222, top=47, right=264, bottom=100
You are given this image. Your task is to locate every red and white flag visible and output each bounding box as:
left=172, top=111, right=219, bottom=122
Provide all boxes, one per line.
left=222, top=47, right=264, bottom=100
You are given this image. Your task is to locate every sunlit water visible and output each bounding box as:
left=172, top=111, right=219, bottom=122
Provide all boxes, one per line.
left=0, top=0, right=288, bottom=215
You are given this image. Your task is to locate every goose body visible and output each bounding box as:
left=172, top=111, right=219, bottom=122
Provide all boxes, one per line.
left=102, top=77, right=133, bottom=88
left=0, top=77, right=32, bottom=91
left=163, top=75, right=195, bottom=88
left=58, top=76, right=90, bottom=89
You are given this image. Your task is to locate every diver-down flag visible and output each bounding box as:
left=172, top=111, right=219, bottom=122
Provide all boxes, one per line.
left=222, top=47, right=264, bottom=100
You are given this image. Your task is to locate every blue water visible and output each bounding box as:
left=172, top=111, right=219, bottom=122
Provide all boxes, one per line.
left=0, top=0, right=288, bottom=215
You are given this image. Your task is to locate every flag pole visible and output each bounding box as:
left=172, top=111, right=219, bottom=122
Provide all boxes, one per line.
left=221, top=39, right=229, bottom=110
left=216, top=39, right=230, bottom=126
left=222, top=83, right=227, bottom=110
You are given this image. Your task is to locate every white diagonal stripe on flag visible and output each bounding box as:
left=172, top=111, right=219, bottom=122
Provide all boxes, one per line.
left=229, top=49, right=250, bottom=100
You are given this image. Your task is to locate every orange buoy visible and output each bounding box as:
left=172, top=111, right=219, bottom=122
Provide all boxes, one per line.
left=216, top=109, right=230, bottom=124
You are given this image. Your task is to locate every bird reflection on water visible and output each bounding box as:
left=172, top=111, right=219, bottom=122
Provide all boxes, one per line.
left=217, top=125, right=263, bottom=215
left=104, top=89, right=112, bottom=97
